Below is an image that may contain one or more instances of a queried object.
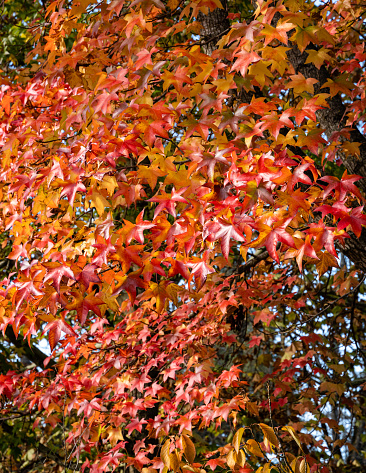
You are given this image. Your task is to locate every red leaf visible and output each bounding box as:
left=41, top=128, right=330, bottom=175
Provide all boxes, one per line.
left=60, top=181, right=86, bottom=208
left=126, top=418, right=147, bottom=436
left=76, top=264, right=101, bottom=289
left=284, top=235, right=318, bottom=272
left=253, top=217, right=295, bottom=263
left=206, top=459, right=226, bottom=471
left=187, top=254, right=215, bottom=290
left=249, top=334, right=264, bottom=348
left=125, top=210, right=155, bottom=245
left=204, top=217, right=245, bottom=260
left=43, top=262, right=75, bottom=292
left=42, top=317, right=76, bottom=351
left=148, top=187, right=188, bottom=218
left=231, top=50, right=261, bottom=77
left=92, top=91, right=118, bottom=114
left=322, top=171, right=363, bottom=201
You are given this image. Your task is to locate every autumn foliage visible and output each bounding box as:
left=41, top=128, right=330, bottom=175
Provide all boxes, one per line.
left=1, top=0, right=366, bottom=471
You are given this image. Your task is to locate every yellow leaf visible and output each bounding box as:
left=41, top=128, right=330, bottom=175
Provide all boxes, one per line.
left=262, top=463, right=272, bottom=473
left=165, top=169, right=191, bottom=189
left=212, top=73, right=236, bottom=93
left=305, top=48, right=331, bottom=69
left=165, top=283, right=180, bottom=307
left=226, top=449, right=237, bottom=469
left=285, top=453, right=296, bottom=465
left=83, top=65, right=105, bottom=91
left=167, top=0, right=179, bottom=9
left=290, top=458, right=300, bottom=473
left=259, top=424, right=279, bottom=447
left=161, top=439, right=171, bottom=469
left=245, top=439, right=264, bottom=458
left=246, top=402, right=260, bottom=417
left=319, top=381, right=346, bottom=396
left=64, top=65, right=85, bottom=89
left=299, top=459, right=309, bottom=473
left=169, top=450, right=180, bottom=472
left=287, top=74, right=318, bottom=95
left=237, top=449, right=246, bottom=467
left=194, top=61, right=214, bottom=83
left=189, top=83, right=203, bottom=97
left=100, top=175, right=118, bottom=196
left=91, top=191, right=109, bottom=217
left=100, top=289, right=119, bottom=312
left=145, top=281, right=181, bottom=313
left=232, top=428, right=244, bottom=453
left=94, top=71, right=108, bottom=92
left=142, top=468, right=158, bottom=473
left=261, top=46, right=291, bottom=74
left=105, top=426, right=123, bottom=446
left=341, top=141, right=361, bottom=158
left=90, top=425, right=102, bottom=443
left=315, top=251, right=339, bottom=277
left=248, top=61, right=273, bottom=87
left=138, top=165, right=165, bottom=190
left=240, top=245, right=249, bottom=262
left=282, top=426, right=303, bottom=452
left=182, top=434, right=196, bottom=464
left=321, top=74, right=355, bottom=96
left=290, top=25, right=318, bottom=53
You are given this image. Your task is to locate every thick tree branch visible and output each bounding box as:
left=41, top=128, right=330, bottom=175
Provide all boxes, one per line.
left=0, top=419, right=77, bottom=471
left=198, top=0, right=230, bottom=55
left=5, top=326, right=55, bottom=370
left=284, top=42, right=366, bottom=270
left=238, top=249, right=270, bottom=274
left=197, top=0, right=366, bottom=273
left=286, top=46, right=366, bottom=193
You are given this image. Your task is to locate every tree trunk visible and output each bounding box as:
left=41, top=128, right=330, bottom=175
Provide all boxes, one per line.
left=198, top=0, right=230, bottom=55
left=198, top=3, right=366, bottom=272
left=286, top=44, right=366, bottom=271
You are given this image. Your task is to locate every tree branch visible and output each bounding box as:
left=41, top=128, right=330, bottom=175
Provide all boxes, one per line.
left=238, top=249, right=270, bottom=274
left=5, top=326, right=55, bottom=370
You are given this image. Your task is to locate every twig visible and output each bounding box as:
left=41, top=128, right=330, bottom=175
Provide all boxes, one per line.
left=350, top=276, right=366, bottom=362
left=156, top=135, right=184, bottom=154
left=173, top=159, right=191, bottom=165
left=272, top=274, right=366, bottom=335
left=237, top=249, right=270, bottom=275
left=60, top=380, right=68, bottom=471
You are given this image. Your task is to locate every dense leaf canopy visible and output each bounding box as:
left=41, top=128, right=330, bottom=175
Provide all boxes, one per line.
left=0, top=0, right=366, bottom=472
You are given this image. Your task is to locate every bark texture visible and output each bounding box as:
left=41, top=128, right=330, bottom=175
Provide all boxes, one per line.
left=285, top=45, right=366, bottom=271
left=286, top=46, right=366, bottom=194
left=198, top=0, right=230, bottom=55
left=198, top=3, right=366, bottom=272
left=5, top=325, right=56, bottom=370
